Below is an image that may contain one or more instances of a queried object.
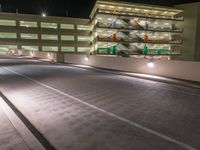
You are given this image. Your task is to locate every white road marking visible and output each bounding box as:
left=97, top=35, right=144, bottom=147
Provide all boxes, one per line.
left=0, top=96, right=45, bottom=150
left=2, top=66, right=198, bottom=150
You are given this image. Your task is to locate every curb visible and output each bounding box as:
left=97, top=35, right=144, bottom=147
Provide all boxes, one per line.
left=0, top=91, right=56, bottom=150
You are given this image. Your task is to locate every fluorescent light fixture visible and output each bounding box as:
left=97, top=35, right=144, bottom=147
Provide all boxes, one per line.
left=164, top=22, right=170, bottom=25
left=135, top=8, right=140, bottom=11
left=107, top=30, right=113, bottom=33
left=99, top=5, right=106, bottom=7
left=108, top=18, right=113, bottom=21
left=109, top=6, right=115, bottom=9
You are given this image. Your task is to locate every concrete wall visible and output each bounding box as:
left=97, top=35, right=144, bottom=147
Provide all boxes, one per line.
left=9, top=50, right=200, bottom=82
left=175, top=2, right=200, bottom=61
left=10, top=49, right=58, bottom=62
left=64, top=54, right=200, bottom=82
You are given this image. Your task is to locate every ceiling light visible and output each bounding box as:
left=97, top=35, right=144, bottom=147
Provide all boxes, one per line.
left=109, top=6, right=115, bottom=9
left=99, top=5, right=106, bottom=7
left=164, top=22, right=170, bottom=25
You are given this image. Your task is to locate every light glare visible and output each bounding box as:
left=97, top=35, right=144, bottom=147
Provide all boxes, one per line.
left=147, top=62, right=155, bottom=68
left=42, top=13, right=46, bottom=17
left=84, top=56, right=89, bottom=61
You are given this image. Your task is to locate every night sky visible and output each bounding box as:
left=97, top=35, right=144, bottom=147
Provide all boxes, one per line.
left=0, top=0, right=199, bottom=18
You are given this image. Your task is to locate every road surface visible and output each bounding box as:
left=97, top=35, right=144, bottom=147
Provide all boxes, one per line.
left=0, top=55, right=199, bottom=150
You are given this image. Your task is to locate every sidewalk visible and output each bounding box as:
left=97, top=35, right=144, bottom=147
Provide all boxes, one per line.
left=0, top=97, right=29, bottom=150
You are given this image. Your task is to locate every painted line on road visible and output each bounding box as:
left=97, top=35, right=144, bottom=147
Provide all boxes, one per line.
left=0, top=80, right=56, bottom=149
left=3, top=66, right=198, bottom=150
left=0, top=95, right=46, bottom=150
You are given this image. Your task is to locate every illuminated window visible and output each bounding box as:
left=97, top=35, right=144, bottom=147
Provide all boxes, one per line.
left=61, top=35, right=75, bottom=41
left=0, top=20, right=16, bottom=26
left=22, top=46, right=39, bottom=51
left=0, top=32, right=17, bottom=38
left=61, top=24, right=74, bottom=29
left=42, top=46, right=58, bottom=52
left=78, top=36, right=91, bottom=42
left=42, top=34, right=58, bottom=40
left=0, top=45, right=17, bottom=52
left=78, top=47, right=91, bottom=52
left=20, top=21, right=37, bottom=27
left=21, top=33, right=38, bottom=39
left=41, top=22, right=57, bottom=29
left=61, top=46, right=75, bottom=52
left=77, top=25, right=91, bottom=30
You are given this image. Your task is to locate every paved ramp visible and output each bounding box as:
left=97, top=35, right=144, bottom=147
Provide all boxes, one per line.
left=0, top=55, right=199, bottom=150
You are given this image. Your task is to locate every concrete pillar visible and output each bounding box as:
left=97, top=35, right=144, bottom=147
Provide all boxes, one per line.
left=175, top=2, right=200, bottom=61
left=74, top=24, right=78, bottom=53
left=37, top=22, right=42, bottom=51
left=16, top=20, right=21, bottom=49
left=57, top=23, right=61, bottom=52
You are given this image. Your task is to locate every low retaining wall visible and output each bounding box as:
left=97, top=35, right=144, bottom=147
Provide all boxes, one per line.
left=9, top=49, right=58, bottom=62
left=64, top=54, right=200, bottom=82
left=9, top=50, right=200, bottom=82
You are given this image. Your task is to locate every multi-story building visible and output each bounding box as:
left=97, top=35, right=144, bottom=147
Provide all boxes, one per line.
left=0, top=0, right=187, bottom=60
left=90, top=0, right=184, bottom=59
left=0, top=12, right=91, bottom=53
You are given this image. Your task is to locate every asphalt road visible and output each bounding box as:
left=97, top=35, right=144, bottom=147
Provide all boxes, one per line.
left=0, top=55, right=199, bottom=150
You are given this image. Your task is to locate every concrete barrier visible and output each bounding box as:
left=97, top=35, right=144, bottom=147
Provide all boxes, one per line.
left=9, top=49, right=58, bottom=62
left=64, top=54, right=200, bottom=82
left=8, top=50, right=200, bottom=82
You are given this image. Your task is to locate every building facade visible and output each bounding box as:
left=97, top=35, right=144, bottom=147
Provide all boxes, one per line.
left=90, top=0, right=184, bottom=59
left=0, top=0, right=189, bottom=60
left=0, top=12, right=91, bottom=53
left=175, top=2, right=200, bottom=61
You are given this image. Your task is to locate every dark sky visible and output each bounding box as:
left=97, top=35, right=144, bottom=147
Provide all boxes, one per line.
left=0, top=0, right=199, bottom=18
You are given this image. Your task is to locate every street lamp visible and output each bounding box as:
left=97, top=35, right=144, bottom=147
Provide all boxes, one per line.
left=42, top=13, right=46, bottom=17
